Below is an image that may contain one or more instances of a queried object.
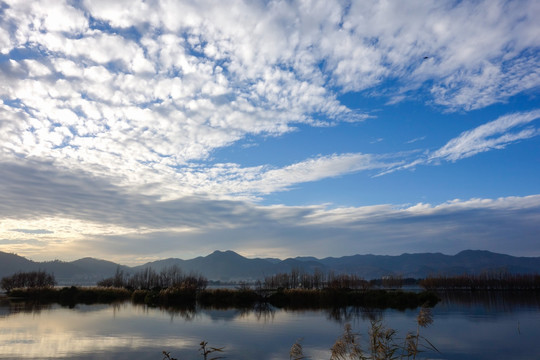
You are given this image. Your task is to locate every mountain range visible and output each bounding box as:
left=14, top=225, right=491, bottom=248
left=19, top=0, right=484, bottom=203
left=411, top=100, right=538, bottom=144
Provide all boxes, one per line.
left=1, top=250, right=540, bottom=285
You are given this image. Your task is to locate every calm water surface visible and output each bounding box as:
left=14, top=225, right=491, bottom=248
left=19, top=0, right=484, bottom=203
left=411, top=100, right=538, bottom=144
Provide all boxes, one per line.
left=1, top=292, right=539, bottom=359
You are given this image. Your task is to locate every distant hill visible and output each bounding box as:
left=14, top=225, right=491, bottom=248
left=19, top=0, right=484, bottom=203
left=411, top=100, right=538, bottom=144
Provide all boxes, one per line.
left=133, top=250, right=277, bottom=280
left=0, top=252, right=38, bottom=274
left=0, top=252, right=128, bottom=285
left=1, top=249, right=540, bottom=284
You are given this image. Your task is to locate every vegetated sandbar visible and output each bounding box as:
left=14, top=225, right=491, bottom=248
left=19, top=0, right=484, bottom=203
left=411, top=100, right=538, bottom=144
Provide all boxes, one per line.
left=6, top=286, right=439, bottom=310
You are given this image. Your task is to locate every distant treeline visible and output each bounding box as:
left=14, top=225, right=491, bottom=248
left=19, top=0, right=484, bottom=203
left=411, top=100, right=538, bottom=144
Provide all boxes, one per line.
left=2, top=269, right=438, bottom=310
left=7, top=286, right=131, bottom=305
left=1, top=271, right=56, bottom=291
left=261, top=270, right=406, bottom=290
left=420, top=272, right=540, bottom=291
left=96, top=266, right=207, bottom=291
left=7, top=285, right=437, bottom=311
left=5, top=269, right=540, bottom=310
left=96, top=266, right=408, bottom=291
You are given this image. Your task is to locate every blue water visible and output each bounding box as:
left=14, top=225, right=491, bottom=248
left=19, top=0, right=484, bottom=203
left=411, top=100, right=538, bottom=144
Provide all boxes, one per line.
left=0, top=292, right=539, bottom=359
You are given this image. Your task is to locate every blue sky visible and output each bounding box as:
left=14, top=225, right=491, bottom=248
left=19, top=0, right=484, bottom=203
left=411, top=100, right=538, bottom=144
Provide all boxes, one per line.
left=0, top=0, right=539, bottom=264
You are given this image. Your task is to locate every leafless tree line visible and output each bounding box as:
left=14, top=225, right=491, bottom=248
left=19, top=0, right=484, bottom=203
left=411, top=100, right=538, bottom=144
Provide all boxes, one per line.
left=1, top=270, right=56, bottom=291
left=259, top=269, right=403, bottom=290
left=97, top=266, right=207, bottom=291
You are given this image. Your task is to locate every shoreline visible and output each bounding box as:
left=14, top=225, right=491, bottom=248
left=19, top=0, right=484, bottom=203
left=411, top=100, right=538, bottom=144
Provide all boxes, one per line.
left=5, top=286, right=439, bottom=310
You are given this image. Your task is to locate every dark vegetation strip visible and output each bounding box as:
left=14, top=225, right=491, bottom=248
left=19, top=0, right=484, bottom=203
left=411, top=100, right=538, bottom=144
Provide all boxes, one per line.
left=7, top=286, right=438, bottom=310
left=420, top=273, right=540, bottom=291
left=4, top=268, right=440, bottom=309
left=8, top=286, right=131, bottom=305
left=6, top=268, right=540, bottom=309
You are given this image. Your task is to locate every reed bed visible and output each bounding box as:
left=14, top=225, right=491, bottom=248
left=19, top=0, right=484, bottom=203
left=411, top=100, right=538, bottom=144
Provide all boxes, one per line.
left=3, top=270, right=438, bottom=309
left=6, top=286, right=438, bottom=311
left=8, top=286, right=132, bottom=305
left=420, top=273, right=540, bottom=291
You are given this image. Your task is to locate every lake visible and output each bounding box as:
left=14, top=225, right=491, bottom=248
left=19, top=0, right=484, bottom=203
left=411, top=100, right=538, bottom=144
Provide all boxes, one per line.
left=1, top=292, right=539, bottom=359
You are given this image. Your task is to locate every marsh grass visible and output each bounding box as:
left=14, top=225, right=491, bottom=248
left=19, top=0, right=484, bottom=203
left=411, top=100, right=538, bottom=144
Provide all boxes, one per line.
left=8, top=286, right=131, bottom=305
left=6, top=285, right=438, bottom=313
left=289, top=338, right=307, bottom=360
left=162, top=306, right=437, bottom=360
left=420, top=273, right=540, bottom=291
left=163, top=341, right=225, bottom=360
left=199, top=341, right=225, bottom=360
left=289, top=305, right=438, bottom=360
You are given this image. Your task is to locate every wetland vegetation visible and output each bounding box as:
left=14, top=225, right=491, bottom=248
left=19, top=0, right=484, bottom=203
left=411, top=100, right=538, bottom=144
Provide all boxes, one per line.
left=2, top=269, right=439, bottom=311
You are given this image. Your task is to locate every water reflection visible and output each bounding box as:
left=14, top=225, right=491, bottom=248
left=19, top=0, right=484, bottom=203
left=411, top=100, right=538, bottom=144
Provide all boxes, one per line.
left=0, top=293, right=539, bottom=360
left=3, top=291, right=539, bottom=321
left=438, top=290, right=540, bottom=312
left=0, top=301, right=402, bottom=359
left=3, top=290, right=539, bottom=322
left=326, top=306, right=383, bottom=323
left=0, top=299, right=52, bottom=318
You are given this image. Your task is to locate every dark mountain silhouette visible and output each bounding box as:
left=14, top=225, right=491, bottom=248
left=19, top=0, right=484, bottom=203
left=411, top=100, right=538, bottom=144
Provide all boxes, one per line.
left=133, top=250, right=276, bottom=280
left=1, top=249, right=540, bottom=284
left=0, top=252, right=129, bottom=285
left=0, top=252, right=38, bottom=274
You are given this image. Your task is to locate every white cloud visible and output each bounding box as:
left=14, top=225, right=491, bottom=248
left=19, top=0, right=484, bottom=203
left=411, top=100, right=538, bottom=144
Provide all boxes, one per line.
left=0, top=26, right=11, bottom=54
left=406, top=136, right=425, bottom=144
left=430, top=110, right=540, bottom=162
left=82, top=0, right=154, bottom=29
left=174, top=153, right=396, bottom=198
left=2, top=158, right=539, bottom=261
left=4, top=0, right=87, bottom=47
left=338, top=1, right=540, bottom=109
left=244, top=153, right=390, bottom=195
left=0, top=0, right=539, bottom=262
left=376, top=109, right=540, bottom=176
left=78, top=0, right=540, bottom=110
left=1, top=1, right=538, bottom=188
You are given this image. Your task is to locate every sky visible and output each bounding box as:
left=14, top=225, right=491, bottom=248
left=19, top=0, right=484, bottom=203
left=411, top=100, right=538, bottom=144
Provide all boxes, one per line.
left=0, top=0, right=539, bottom=265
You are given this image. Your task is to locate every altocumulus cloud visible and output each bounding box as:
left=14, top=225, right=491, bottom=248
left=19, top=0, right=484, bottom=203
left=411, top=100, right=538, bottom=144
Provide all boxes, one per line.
left=0, top=0, right=539, bottom=262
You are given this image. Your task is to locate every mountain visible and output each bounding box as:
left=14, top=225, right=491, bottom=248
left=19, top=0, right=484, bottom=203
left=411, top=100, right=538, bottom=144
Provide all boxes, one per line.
left=0, top=253, right=129, bottom=285
left=314, top=250, right=540, bottom=278
left=0, top=252, right=38, bottom=275
left=1, top=250, right=540, bottom=284
left=133, top=250, right=277, bottom=281
left=67, top=258, right=131, bottom=284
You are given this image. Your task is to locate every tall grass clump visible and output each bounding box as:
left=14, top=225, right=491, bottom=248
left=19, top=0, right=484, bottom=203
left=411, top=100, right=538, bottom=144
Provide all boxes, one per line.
left=289, top=305, right=438, bottom=360
left=162, top=341, right=224, bottom=360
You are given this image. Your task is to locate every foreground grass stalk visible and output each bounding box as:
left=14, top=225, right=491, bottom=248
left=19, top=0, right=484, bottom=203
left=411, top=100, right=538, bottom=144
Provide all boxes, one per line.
left=291, top=305, right=439, bottom=360
left=290, top=338, right=307, bottom=360
left=199, top=341, right=225, bottom=360
left=163, top=308, right=438, bottom=360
